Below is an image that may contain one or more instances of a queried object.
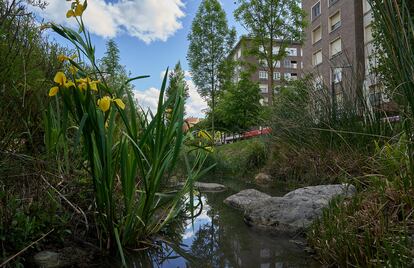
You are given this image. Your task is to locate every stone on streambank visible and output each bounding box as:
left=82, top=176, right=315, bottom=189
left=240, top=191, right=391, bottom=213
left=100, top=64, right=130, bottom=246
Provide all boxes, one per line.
left=176, top=182, right=227, bottom=192
left=33, top=247, right=89, bottom=268
left=224, top=184, right=356, bottom=233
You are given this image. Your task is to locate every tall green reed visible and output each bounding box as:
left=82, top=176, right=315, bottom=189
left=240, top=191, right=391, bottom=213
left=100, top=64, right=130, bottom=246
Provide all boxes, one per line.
left=369, top=0, right=414, bottom=176
left=44, top=1, right=212, bottom=261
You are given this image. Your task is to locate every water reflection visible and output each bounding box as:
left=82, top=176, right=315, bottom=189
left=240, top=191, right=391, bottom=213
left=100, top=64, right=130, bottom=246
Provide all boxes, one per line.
left=127, top=182, right=318, bottom=267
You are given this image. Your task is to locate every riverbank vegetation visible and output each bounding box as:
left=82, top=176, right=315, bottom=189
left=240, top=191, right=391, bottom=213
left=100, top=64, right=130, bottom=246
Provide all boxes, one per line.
left=266, top=1, right=414, bottom=266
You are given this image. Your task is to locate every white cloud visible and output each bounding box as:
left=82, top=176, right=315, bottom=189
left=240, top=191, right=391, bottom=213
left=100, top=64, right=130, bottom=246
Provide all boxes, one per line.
left=185, top=79, right=208, bottom=118
left=133, top=87, right=160, bottom=113
left=34, top=0, right=185, bottom=43
left=133, top=75, right=207, bottom=118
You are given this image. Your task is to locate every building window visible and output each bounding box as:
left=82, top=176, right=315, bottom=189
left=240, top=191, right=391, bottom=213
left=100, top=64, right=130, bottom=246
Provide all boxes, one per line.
left=273, top=46, right=280, bottom=54
left=284, top=73, right=298, bottom=80
left=274, top=86, right=281, bottom=94
left=259, top=45, right=265, bottom=53
left=314, top=75, right=324, bottom=90
left=237, top=48, right=242, bottom=58
left=330, top=38, right=342, bottom=57
left=313, top=50, right=323, bottom=66
left=259, top=71, right=268, bottom=79
left=332, top=68, right=342, bottom=83
left=312, top=2, right=321, bottom=20
left=260, top=97, right=269, bottom=106
left=284, top=73, right=291, bottom=80
left=291, top=60, right=298, bottom=69
left=259, top=59, right=267, bottom=67
left=287, top=48, right=297, bottom=56
left=312, top=25, right=322, bottom=44
left=284, top=59, right=292, bottom=68
left=329, top=11, right=341, bottom=32
left=275, top=60, right=281, bottom=68
left=259, top=84, right=268, bottom=93
left=273, top=72, right=281, bottom=80
left=328, top=0, right=339, bottom=6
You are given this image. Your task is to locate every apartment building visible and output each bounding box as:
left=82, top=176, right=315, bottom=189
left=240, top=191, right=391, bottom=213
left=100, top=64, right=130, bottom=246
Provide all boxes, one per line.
left=302, top=0, right=365, bottom=112
left=302, top=0, right=397, bottom=116
left=362, top=0, right=396, bottom=113
left=229, top=36, right=303, bottom=105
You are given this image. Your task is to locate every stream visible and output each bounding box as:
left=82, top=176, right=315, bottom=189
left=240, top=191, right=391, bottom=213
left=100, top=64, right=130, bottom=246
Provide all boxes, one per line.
left=115, top=178, right=319, bottom=267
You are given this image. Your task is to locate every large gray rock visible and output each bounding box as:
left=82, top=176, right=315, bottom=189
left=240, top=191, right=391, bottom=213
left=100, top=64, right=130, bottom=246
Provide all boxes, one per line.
left=177, top=182, right=227, bottom=192
left=223, top=189, right=271, bottom=211
left=245, top=184, right=356, bottom=233
left=225, top=184, right=356, bottom=233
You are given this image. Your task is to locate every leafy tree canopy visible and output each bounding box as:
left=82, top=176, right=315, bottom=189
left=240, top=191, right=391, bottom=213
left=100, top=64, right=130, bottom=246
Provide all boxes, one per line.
left=234, top=0, right=306, bottom=102
left=187, top=0, right=236, bottom=135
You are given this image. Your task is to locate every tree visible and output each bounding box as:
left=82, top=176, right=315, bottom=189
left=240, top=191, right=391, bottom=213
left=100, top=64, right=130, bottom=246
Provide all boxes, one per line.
left=166, top=61, right=189, bottom=112
left=187, top=0, right=236, bottom=137
left=234, top=0, right=306, bottom=104
left=216, top=72, right=262, bottom=131
left=100, top=39, right=133, bottom=96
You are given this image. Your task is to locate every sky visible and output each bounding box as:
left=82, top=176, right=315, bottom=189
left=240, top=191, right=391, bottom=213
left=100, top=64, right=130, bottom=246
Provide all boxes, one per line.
left=33, top=0, right=245, bottom=118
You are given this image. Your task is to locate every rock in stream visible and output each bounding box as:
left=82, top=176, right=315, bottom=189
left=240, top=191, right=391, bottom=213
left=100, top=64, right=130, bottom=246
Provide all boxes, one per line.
left=176, top=182, right=227, bottom=192
left=224, top=184, right=356, bottom=233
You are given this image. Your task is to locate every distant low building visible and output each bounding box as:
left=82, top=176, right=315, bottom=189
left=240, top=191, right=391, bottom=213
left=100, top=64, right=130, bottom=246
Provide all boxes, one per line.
left=183, top=117, right=200, bottom=132
left=228, top=36, right=303, bottom=106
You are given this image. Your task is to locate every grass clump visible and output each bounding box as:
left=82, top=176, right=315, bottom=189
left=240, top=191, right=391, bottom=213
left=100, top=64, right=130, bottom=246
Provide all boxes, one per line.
left=265, top=78, right=388, bottom=185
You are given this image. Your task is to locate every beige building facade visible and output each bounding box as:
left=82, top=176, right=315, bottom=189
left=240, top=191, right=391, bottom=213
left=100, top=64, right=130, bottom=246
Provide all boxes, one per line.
left=230, top=36, right=303, bottom=106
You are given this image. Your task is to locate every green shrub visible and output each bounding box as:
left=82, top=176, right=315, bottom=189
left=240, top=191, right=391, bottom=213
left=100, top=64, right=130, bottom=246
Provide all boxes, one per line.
left=206, top=138, right=268, bottom=176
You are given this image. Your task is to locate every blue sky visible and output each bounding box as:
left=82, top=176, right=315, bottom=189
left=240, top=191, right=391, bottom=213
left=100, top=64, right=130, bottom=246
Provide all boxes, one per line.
left=34, top=0, right=245, bottom=118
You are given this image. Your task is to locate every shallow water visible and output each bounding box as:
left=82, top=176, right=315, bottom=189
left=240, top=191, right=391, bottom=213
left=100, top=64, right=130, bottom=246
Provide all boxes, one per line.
left=124, top=178, right=320, bottom=268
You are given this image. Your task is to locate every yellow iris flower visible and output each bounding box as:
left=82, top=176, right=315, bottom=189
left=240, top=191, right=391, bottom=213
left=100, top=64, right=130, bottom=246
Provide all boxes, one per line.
left=113, top=98, right=125, bottom=110
left=97, top=96, right=111, bottom=112
left=54, top=72, right=66, bottom=86
left=66, top=1, right=86, bottom=18
left=89, top=80, right=99, bottom=91
left=69, top=65, right=78, bottom=75
left=49, top=86, right=59, bottom=97
left=57, top=54, right=77, bottom=62
left=49, top=71, right=77, bottom=96
left=75, top=77, right=99, bottom=91
left=97, top=96, right=126, bottom=112
left=74, top=3, right=85, bottom=16
left=64, top=80, right=75, bottom=88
